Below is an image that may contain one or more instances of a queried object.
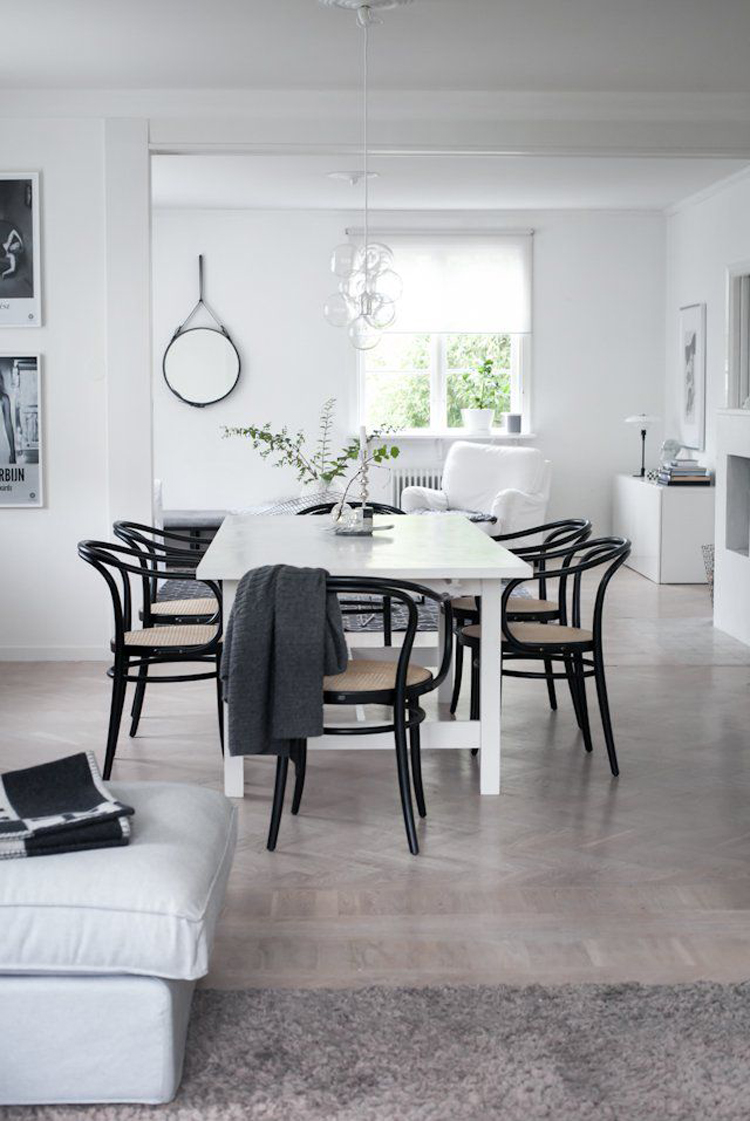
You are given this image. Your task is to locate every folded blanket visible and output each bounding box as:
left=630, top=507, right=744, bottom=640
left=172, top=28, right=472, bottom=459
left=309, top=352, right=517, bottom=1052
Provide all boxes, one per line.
left=221, top=565, right=348, bottom=757
left=0, top=751, right=134, bottom=860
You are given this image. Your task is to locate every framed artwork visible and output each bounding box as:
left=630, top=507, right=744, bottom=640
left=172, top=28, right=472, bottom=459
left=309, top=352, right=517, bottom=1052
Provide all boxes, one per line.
left=0, top=173, right=42, bottom=327
left=0, top=355, right=43, bottom=507
left=678, top=303, right=706, bottom=451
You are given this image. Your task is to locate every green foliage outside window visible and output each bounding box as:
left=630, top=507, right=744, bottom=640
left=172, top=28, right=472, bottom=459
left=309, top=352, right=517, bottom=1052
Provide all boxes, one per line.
left=364, top=333, right=513, bottom=430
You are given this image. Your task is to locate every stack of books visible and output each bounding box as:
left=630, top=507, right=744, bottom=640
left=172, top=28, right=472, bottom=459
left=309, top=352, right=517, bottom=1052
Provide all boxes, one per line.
left=657, top=458, right=712, bottom=486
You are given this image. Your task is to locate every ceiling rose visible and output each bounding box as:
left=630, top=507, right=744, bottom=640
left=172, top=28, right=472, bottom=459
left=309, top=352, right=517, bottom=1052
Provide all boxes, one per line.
left=326, top=170, right=380, bottom=185
left=319, top=0, right=415, bottom=11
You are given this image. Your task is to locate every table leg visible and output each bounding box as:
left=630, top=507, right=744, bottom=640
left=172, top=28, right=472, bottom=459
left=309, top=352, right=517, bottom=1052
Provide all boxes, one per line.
left=221, top=580, right=245, bottom=799
left=437, top=599, right=454, bottom=705
left=479, top=579, right=501, bottom=795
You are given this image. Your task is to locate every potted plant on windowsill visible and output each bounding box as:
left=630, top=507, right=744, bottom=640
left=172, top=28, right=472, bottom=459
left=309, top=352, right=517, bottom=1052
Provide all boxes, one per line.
left=460, top=356, right=503, bottom=434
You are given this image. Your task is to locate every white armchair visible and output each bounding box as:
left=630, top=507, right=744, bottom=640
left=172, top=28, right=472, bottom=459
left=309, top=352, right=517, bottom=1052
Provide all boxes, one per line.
left=401, top=442, right=552, bottom=534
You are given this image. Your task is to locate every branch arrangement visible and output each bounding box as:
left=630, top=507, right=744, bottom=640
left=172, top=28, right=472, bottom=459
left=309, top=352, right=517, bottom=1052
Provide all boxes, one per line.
left=223, top=397, right=400, bottom=489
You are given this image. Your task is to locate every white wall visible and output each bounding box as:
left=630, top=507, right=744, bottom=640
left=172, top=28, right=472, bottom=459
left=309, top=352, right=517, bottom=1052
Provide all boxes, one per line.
left=152, top=209, right=352, bottom=511
left=0, top=120, right=110, bottom=658
left=665, top=169, right=750, bottom=467
left=154, top=207, right=665, bottom=532
left=532, top=210, right=664, bottom=527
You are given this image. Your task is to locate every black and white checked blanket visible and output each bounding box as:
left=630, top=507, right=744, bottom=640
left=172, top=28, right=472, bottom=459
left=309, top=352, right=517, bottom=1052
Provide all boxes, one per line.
left=0, top=752, right=134, bottom=860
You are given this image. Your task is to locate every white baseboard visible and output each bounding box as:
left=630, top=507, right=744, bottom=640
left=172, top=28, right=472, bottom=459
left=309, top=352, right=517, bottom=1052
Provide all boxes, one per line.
left=0, top=647, right=109, bottom=662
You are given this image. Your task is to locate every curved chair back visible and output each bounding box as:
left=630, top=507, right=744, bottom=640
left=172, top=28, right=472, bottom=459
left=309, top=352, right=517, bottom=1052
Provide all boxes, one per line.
left=113, top=520, right=217, bottom=620
left=327, top=576, right=453, bottom=702
left=492, top=518, right=592, bottom=599
left=492, top=517, right=592, bottom=555
left=113, top=520, right=207, bottom=560
left=501, top=536, right=630, bottom=652
left=298, top=501, right=405, bottom=517
left=78, top=539, right=222, bottom=652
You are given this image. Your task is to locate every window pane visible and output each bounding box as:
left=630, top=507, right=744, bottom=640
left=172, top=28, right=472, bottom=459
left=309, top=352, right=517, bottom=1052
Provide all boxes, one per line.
left=365, top=372, right=430, bottom=430
left=366, top=333, right=431, bottom=372
left=445, top=333, right=510, bottom=370
left=446, top=369, right=511, bottom=428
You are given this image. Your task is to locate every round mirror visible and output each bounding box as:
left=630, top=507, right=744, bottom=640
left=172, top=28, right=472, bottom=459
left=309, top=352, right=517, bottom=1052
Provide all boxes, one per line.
left=163, top=327, right=241, bottom=408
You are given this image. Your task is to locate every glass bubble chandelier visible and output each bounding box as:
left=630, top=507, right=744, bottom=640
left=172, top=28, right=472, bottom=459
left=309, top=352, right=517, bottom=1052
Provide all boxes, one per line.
left=322, top=1, right=407, bottom=349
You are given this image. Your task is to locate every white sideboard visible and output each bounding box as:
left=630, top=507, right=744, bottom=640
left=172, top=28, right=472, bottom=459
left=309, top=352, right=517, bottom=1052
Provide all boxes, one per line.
left=612, top=474, right=715, bottom=583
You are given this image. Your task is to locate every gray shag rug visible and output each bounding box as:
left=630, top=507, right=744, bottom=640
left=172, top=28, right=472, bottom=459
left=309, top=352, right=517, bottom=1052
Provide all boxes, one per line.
left=7, top=983, right=750, bottom=1120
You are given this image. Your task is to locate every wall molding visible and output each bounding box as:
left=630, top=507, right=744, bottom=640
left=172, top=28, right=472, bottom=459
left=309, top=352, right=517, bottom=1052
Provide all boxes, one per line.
left=2, top=88, right=750, bottom=158
left=665, top=161, right=750, bottom=215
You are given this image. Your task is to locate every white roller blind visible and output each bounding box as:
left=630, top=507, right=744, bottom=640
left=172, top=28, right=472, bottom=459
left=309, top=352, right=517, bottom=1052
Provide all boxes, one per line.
left=381, top=233, right=532, bottom=334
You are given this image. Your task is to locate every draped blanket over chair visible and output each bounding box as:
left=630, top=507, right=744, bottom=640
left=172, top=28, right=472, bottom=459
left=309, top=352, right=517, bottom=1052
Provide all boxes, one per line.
left=220, top=565, right=348, bottom=757
left=401, top=441, right=551, bottom=534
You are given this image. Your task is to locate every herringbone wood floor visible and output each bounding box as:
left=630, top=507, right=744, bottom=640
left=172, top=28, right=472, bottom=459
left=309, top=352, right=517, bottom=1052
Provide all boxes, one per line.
left=3, top=568, right=750, bottom=988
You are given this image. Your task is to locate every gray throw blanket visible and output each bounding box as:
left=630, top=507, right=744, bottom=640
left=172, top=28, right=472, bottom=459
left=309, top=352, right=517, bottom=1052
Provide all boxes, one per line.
left=220, top=565, right=348, bottom=757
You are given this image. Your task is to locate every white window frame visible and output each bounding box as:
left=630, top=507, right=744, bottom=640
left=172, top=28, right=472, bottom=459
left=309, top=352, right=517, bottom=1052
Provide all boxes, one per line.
left=358, top=332, right=530, bottom=436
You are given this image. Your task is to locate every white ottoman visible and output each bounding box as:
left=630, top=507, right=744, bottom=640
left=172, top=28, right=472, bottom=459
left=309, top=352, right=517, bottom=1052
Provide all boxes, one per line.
left=0, top=781, right=237, bottom=1106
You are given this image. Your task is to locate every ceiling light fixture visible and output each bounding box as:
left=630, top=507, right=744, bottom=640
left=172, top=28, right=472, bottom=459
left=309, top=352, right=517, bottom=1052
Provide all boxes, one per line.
left=321, top=0, right=409, bottom=350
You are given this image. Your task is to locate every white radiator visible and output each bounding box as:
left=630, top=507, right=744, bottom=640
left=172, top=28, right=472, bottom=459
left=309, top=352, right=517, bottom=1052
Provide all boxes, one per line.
left=390, top=465, right=443, bottom=508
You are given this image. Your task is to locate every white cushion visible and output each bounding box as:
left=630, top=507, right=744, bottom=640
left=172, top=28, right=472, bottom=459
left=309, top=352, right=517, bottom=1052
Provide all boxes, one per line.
left=442, top=442, right=547, bottom=513
left=0, top=782, right=237, bottom=980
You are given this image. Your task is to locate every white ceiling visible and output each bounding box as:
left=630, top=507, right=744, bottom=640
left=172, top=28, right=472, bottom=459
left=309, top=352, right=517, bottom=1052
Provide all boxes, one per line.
left=4, top=0, right=750, bottom=93
left=152, top=153, right=749, bottom=211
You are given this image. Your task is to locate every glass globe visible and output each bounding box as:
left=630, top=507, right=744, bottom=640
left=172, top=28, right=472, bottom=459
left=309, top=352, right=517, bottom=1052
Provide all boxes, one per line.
left=348, top=315, right=381, bottom=351
left=363, top=242, right=393, bottom=275
left=330, top=243, right=362, bottom=278
left=366, top=294, right=397, bottom=330
left=339, top=270, right=366, bottom=300
left=323, top=292, right=356, bottom=328
left=368, top=267, right=403, bottom=302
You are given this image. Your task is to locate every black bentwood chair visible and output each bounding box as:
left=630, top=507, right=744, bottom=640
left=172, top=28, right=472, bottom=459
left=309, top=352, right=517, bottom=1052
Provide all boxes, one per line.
left=266, top=577, right=453, bottom=856
left=78, top=540, right=224, bottom=778
left=113, top=521, right=223, bottom=739
left=113, top=520, right=220, bottom=625
left=457, top=536, right=631, bottom=776
left=298, top=501, right=406, bottom=647
left=449, top=519, right=593, bottom=716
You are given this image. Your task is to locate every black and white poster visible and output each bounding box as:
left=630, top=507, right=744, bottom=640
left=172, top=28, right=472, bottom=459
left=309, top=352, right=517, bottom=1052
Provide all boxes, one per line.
left=0, top=355, right=42, bottom=507
left=678, top=302, right=706, bottom=451
left=0, top=173, right=41, bottom=327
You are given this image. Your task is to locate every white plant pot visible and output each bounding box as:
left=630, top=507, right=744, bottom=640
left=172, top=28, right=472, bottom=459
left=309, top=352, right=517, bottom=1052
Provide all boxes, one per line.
left=461, top=408, right=495, bottom=434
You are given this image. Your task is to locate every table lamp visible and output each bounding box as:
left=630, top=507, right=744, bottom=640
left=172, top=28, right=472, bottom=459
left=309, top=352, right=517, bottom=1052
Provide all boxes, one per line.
left=624, top=414, right=660, bottom=478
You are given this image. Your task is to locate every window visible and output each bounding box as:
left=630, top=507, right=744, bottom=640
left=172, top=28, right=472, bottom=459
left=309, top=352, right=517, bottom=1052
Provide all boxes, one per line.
left=359, top=233, right=531, bottom=434
left=364, top=332, right=524, bottom=431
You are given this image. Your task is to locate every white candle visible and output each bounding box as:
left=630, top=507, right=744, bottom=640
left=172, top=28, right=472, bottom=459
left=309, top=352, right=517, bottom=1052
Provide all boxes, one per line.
left=359, top=425, right=367, bottom=461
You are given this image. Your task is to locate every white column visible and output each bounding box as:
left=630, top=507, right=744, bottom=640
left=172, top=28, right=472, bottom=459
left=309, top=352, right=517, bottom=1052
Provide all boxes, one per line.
left=479, top=578, right=502, bottom=795
left=104, top=118, right=153, bottom=527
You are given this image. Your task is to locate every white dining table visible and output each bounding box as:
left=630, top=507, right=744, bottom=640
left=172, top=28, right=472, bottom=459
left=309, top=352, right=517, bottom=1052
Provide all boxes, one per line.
left=197, top=513, right=531, bottom=798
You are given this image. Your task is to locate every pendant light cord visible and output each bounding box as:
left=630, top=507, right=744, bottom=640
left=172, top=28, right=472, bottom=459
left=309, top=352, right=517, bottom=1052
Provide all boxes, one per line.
left=362, top=10, right=369, bottom=281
